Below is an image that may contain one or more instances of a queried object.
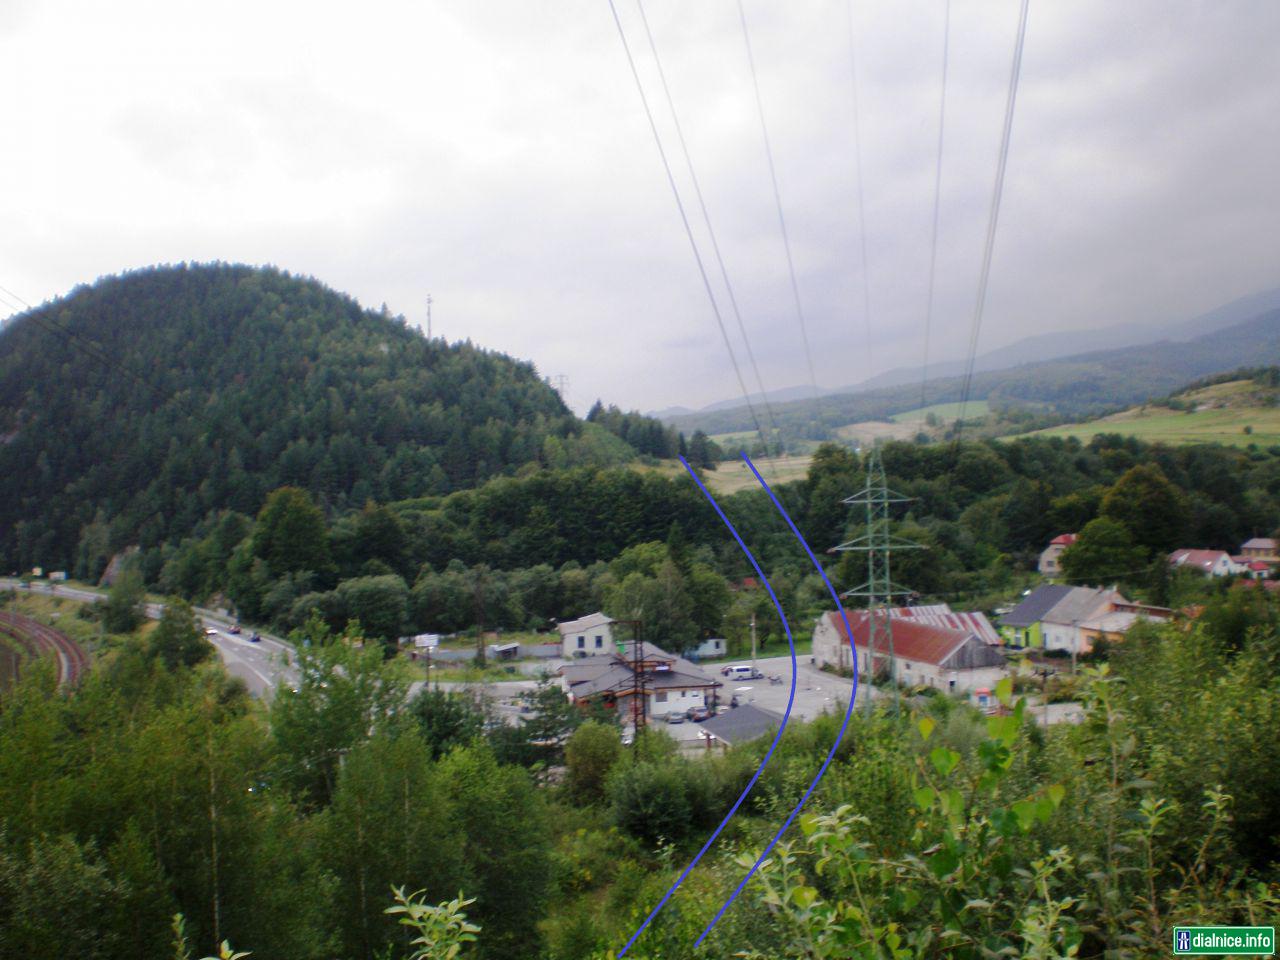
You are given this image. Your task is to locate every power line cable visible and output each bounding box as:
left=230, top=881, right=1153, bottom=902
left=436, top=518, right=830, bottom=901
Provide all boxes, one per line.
left=0, top=284, right=155, bottom=393
left=736, top=0, right=821, bottom=401
left=633, top=0, right=783, bottom=457
left=603, top=0, right=773, bottom=458
left=0, top=284, right=30, bottom=309
left=918, top=0, right=952, bottom=414
left=844, top=0, right=876, bottom=381
left=952, top=0, right=1030, bottom=439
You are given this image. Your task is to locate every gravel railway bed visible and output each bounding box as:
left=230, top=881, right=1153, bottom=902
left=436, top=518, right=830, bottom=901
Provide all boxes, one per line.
left=0, top=610, right=90, bottom=686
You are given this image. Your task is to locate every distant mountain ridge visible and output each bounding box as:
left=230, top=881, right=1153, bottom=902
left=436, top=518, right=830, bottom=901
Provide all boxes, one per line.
left=664, top=304, right=1280, bottom=437
left=655, top=285, right=1280, bottom=422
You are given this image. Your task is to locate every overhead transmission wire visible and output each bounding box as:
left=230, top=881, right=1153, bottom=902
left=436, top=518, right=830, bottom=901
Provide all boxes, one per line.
left=918, top=0, right=952, bottom=413
left=603, top=0, right=774, bottom=463
left=0, top=286, right=144, bottom=386
left=735, top=0, right=821, bottom=401
left=632, top=0, right=783, bottom=458
left=843, top=0, right=875, bottom=380
left=951, top=0, right=1031, bottom=444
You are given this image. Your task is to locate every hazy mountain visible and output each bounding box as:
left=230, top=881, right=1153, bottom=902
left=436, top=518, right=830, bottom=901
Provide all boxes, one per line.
left=665, top=285, right=1280, bottom=421
left=666, top=306, right=1280, bottom=437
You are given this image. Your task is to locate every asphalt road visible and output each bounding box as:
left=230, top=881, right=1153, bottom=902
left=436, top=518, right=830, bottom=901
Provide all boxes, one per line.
left=1, top=578, right=298, bottom=698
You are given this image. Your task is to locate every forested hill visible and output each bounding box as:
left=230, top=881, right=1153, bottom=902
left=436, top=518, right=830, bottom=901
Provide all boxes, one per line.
left=0, top=263, right=627, bottom=571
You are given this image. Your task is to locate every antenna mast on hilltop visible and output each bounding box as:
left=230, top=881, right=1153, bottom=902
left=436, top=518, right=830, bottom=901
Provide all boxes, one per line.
left=834, top=445, right=922, bottom=717
left=426, top=294, right=433, bottom=339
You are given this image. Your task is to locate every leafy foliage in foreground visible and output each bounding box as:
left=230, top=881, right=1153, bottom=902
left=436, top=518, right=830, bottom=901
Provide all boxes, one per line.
left=3, top=587, right=1280, bottom=958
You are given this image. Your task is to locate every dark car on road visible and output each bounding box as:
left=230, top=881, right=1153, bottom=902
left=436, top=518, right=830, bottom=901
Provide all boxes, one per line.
left=686, top=705, right=711, bottom=722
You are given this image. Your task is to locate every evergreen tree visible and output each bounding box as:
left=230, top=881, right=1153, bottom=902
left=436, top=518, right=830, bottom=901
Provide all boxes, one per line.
left=147, top=598, right=212, bottom=671
left=102, top=569, right=146, bottom=634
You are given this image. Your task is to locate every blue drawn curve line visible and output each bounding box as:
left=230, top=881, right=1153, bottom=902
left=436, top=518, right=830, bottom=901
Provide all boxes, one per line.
left=690, top=452, right=861, bottom=949
left=616, top=455, right=799, bottom=958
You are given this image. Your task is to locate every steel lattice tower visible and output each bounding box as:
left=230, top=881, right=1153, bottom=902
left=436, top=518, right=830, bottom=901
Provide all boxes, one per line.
left=834, top=445, right=923, bottom=715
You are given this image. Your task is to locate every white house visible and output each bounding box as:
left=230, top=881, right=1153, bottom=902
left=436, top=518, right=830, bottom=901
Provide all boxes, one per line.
left=1168, top=549, right=1245, bottom=578
left=1037, top=533, right=1078, bottom=577
left=557, top=612, right=616, bottom=658
left=691, top=637, right=727, bottom=659
left=558, top=641, right=722, bottom=721
left=812, top=610, right=1007, bottom=694
left=1039, top=587, right=1126, bottom=655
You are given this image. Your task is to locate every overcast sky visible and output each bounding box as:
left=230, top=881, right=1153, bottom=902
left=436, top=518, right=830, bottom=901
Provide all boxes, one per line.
left=2, top=1, right=1278, bottom=415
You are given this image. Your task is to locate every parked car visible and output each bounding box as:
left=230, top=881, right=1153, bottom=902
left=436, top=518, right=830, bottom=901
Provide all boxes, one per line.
left=204, top=627, right=218, bottom=637
left=724, top=664, right=763, bottom=681
left=664, top=712, right=685, bottom=724
left=686, top=705, right=711, bottom=722
left=249, top=632, right=261, bottom=643
left=229, top=624, right=241, bottom=635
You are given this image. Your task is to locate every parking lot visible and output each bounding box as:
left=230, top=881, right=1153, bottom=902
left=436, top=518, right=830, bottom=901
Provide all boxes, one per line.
left=648, top=654, right=872, bottom=746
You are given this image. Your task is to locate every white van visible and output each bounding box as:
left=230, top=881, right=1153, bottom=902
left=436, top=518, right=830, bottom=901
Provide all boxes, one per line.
left=723, top=664, right=761, bottom=681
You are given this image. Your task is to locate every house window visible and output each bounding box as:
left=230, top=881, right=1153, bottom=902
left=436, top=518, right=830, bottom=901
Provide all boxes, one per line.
left=948, top=679, right=956, bottom=691
left=595, top=634, right=603, bottom=648
left=656, top=691, right=668, bottom=703
left=577, top=636, right=584, bottom=649
left=904, top=663, right=912, bottom=671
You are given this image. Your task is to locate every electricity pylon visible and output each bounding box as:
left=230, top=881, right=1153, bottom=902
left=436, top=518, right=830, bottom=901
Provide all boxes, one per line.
left=834, top=445, right=923, bottom=716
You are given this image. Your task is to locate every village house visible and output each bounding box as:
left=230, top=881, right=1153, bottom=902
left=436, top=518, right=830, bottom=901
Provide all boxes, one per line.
left=698, top=703, right=783, bottom=751
left=556, top=611, right=616, bottom=658
left=1077, top=601, right=1173, bottom=652
left=887, top=603, right=1001, bottom=645
left=690, top=637, right=727, bottom=659
left=1000, top=586, right=1168, bottom=654
left=1230, top=557, right=1272, bottom=580
left=998, top=585, right=1073, bottom=648
left=1239, top=537, right=1279, bottom=563
left=1037, top=533, right=1078, bottom=577
left=1040, top=586, right=1127, bottom=655
left=1168, top=549, right=1246, bottom=578
left=557, top=640, right=721, bottom=723
left=811, top=610, right=1007, bottom=694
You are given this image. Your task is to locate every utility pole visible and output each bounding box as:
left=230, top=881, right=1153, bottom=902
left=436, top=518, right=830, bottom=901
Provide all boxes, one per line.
left=835, top=445, right=923, bottom=718
left=750, top=611, right=757, bottom=677
left=472, top=567, right=487, bottom=668
left=426, top=294, right=433, bottom=339
left=553, top=374, right=569, bottom=399
left=612, top=617, right=645, bottom=747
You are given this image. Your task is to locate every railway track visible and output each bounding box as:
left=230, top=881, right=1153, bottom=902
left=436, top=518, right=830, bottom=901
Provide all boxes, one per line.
left=0, top=610, right=90, bottom=687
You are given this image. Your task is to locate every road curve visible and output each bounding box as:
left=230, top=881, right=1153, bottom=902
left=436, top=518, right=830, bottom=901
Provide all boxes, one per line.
left=1, top=579, right=298, bottom=699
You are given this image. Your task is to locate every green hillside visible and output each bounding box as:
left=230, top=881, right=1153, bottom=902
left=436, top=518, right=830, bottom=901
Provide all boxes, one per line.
left=0, top=264, right=631, bottom=574
left=890, top=399, right=990, bottom=423
left=1012, top=375, right=1280, bottom=447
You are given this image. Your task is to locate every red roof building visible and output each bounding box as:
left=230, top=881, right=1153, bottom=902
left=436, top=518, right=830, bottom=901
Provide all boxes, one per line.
left=812, top=610, right=1006, bottom=693
left=1038, top=534, right=1079, bottom=577
left=1168, top=549, right=1242, bottom=577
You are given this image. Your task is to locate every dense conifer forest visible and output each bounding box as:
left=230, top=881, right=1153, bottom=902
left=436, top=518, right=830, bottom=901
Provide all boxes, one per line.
left=0, top=264, right=650, bottom=571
